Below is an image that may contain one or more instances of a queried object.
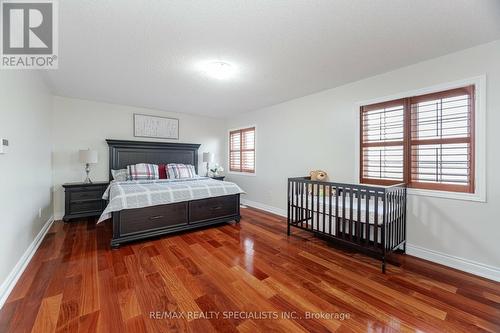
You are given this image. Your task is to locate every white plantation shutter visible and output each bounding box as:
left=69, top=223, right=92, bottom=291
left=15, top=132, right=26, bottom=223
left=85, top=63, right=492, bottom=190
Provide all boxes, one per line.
left=360, top=85, right=475, bottom=193
left=229, top=127, right=255, bottom=173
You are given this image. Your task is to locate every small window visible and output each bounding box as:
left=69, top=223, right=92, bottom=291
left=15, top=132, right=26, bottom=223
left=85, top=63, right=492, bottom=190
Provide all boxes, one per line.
left=360, top=86, right=475, bottom=193
left=229, top=127, right=255, bottom=173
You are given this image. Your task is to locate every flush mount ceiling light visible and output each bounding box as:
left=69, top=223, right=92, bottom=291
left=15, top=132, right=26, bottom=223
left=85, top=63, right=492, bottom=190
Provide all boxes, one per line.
left=201, top=61, right=237, bottom=80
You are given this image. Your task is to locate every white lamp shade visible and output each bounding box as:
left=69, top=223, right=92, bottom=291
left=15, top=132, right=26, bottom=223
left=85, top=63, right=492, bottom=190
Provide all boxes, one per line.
left=79, top=149, right=98, bottom=164
left=202, top=152, right=215, bottom=163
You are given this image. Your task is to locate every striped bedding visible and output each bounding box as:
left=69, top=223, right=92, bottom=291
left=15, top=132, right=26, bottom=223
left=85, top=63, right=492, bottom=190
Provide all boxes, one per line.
left=98, top=177, right=244, bottom=223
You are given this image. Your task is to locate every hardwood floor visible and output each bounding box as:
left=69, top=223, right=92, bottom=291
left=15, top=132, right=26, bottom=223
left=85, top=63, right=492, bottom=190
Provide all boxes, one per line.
left=1, top=207, right=499, bottom=332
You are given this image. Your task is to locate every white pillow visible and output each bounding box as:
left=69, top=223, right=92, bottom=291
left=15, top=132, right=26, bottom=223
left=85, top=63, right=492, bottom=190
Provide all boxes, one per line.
left=111, top=168, right=128, bottom=181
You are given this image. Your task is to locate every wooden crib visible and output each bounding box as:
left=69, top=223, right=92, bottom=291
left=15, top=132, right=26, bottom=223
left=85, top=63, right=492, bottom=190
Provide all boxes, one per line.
left=287, top=177, right=407, bottom=272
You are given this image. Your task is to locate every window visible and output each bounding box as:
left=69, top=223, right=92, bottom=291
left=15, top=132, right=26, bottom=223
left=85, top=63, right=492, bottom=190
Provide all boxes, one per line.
left=229, top=127, right=255, bottom=173
left=360, top=86, right=475, bottom=193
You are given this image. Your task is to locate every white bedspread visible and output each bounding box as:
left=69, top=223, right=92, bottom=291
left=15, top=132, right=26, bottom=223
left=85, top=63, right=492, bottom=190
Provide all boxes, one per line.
left=98, top=177, right=244, bottom=223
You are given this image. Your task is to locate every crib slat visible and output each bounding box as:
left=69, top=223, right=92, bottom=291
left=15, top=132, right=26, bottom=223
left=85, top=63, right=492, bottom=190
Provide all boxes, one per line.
left=402, top=189, right=406, bottom=247
left=315, top=183, right=319, bottom=232
left=301, top=181, right=304, bottom=228
left=287, top=180, right=291, bottom=232
left=301, top=181, right=304, bottom=226
left=374, top=192, right=379, bottom=248
left=390, top=192, right=394, bottom=250
left=382, top=193, right=386, bottom=251
left=304, top=182, right=308, bottom=229
left=308, top=182, right=312, bottom=230
left=349, top=187, right=353, bottom=241
left=397, top=190, right=401, bottom=247
left=357, top=189, right=361, bottom=244
left=387, top=192, right=392, bottom=249
left=295, top=180, right=299, bottom=225
left=311, top=183, right=315, bottom=231
left=335, top=188, right=339, bottom=237
left=308, top=181, right=311, bottom=231
left=400, top=189, right=404, bottom=246
left=329, top=185, right=333, bottom=235
left=297, top=181, right=304, bottom=221
left=341, top=187, right=346, bottom=239
left=322, top=184, right=326, bottom=232
left=365, top=191, right=370, bottom=245
left=392, top=191, right=398, bottom=249
left=403, top=188, right=407, bottom=252
left=290, top=181, right=295, bottom=223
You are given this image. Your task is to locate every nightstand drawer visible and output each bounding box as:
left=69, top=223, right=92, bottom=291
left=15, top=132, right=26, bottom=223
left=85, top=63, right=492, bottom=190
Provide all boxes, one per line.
left=69, top=200, right=103, bottom=214
left=69, top=189, right=103, bottom=202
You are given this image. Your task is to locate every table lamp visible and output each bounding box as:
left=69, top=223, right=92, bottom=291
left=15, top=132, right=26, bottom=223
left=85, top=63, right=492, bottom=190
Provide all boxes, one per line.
left=79, top=149, right=98, bottom=183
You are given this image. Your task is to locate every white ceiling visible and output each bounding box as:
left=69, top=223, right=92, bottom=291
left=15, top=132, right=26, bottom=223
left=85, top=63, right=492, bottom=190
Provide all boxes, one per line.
left=44, top=0, right=500, bottom=118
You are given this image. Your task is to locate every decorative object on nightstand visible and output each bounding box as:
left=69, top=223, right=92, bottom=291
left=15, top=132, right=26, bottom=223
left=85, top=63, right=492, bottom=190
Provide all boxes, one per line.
left=209, top=164, right=224, bottom=177
left=63, top=182, right=108, bottom=222
left=211, top=176, right=225, bottom=181
left=202, top=152, right=215, bottom=176
left=79, top=149, right=98, bottom=183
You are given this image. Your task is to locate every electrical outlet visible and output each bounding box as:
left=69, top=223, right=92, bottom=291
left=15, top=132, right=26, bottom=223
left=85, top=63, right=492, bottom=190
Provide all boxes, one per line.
left=38, top=208, right=42, bottom=218
left=0, top=138, right=8, bottom=154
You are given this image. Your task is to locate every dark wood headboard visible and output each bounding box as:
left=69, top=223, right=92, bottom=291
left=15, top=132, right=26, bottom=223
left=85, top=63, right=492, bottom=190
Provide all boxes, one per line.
left=106, top=139, right=201, bottom=180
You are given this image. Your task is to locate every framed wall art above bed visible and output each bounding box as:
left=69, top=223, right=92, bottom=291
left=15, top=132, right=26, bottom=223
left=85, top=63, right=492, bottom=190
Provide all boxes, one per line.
left=133, top=113, right=179, bottom=139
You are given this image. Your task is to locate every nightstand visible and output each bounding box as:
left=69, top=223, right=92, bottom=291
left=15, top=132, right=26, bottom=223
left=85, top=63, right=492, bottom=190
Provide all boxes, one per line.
left=211, top=176, right=225, bottom=181
left=63, top=182, right=108, bottom=222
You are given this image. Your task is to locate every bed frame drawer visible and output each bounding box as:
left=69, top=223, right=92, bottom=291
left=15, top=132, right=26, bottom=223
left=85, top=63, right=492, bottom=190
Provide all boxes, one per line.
left=189, top=195, right=238, bottom=223
left=119, top=202, right=188, bottom=235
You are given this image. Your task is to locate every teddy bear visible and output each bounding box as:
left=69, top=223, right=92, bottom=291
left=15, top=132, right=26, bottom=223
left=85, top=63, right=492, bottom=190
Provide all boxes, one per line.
left=308, top=170, right=332, bottom=196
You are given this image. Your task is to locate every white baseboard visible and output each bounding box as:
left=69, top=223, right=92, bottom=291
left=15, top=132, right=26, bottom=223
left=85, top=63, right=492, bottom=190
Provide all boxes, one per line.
left=241, top=199, right=287, bottom=217
left=406, top=244, right=500, bottom=282
left=0, top=216, right=55, bottom=309
left=54, top=212, right=64, bottom=221
left=241, top=199, right=500, bottom=282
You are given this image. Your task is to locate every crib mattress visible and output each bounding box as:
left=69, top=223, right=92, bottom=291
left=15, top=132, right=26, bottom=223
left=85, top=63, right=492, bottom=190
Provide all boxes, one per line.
left=291, top=193, right=396, bottom=225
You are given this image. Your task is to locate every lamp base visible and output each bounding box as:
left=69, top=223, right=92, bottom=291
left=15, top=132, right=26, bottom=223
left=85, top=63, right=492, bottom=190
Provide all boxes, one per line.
left=84, top=163, right=93, bottom=184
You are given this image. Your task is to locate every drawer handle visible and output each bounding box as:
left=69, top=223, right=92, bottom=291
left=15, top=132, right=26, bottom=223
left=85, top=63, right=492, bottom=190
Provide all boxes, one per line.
left=149, top=215, right=164, bottom=220
left=210, top=206, right=223, bottom=211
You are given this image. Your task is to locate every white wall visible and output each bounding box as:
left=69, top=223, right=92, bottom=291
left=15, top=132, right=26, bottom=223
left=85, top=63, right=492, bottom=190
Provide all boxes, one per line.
left=52, top=97, right=226, bottom=219
left=226, top=40, right=500, bottom=277
left=0, top=72, right=53, bottom=292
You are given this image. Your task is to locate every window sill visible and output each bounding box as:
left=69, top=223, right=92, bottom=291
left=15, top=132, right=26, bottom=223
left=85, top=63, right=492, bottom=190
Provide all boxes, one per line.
left=228, top=171, right=256, bottom=177
left=407, top=187, right=486, bottom=203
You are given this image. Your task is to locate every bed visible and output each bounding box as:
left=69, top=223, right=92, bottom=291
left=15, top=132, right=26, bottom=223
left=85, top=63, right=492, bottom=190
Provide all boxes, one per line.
left=102, top=139, right=243, bottom=248
left=287, top=177, right=407, bottom=272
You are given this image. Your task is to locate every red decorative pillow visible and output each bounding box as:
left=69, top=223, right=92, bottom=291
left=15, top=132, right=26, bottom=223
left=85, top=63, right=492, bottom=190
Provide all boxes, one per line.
left=158, top=164, right=168, bottom=179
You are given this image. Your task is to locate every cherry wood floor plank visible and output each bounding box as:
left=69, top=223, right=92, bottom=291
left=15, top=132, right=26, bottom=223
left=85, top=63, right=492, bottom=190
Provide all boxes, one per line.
left=0, top=207, right=499, bottom=332
left=31, top=294, right=63, bottom=333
